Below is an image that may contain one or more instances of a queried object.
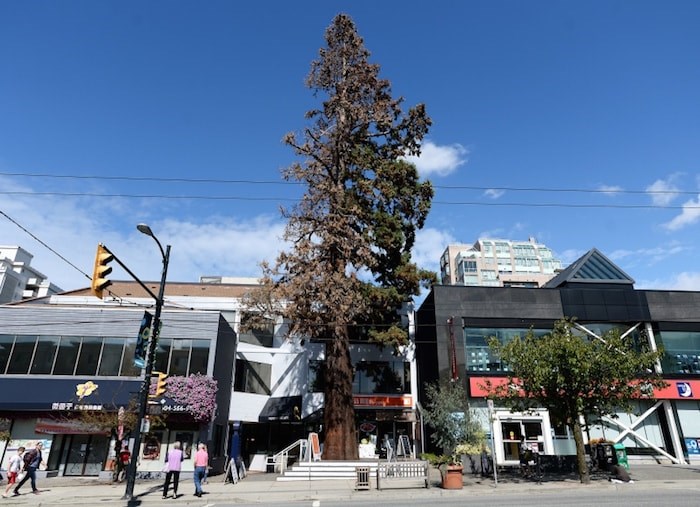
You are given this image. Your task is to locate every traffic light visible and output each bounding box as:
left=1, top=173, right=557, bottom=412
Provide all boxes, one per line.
left=91, top=243, right=114, bottom=298
left=150, top=371, right=168, bottom=398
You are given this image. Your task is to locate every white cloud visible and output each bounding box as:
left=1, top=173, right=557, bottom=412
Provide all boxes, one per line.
left=646, top=176, right=681, bottom=206
left=484, top=188, right=505, bottom=199
left=663, top=195, right=700, bottom=231
left=557, top=248, right=587, bottom=266
left=609, top=243, right=687, bottom=265
left=637, top=271, right=700, bottom=291
left=598, top=185, right=623, bottom=195
left=412, top=227, right=457, bottom=272
left=403, top=140, right=468, bottom=177
left=0, top=175, right=287, bottom=291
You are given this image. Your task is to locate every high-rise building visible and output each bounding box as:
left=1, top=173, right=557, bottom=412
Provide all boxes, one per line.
left=0, top=246, right=63, bottom=303
left=439, top=237, right=562, bottom=287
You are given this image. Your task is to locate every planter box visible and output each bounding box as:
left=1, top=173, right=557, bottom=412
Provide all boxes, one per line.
left=440, top=464, right=463, bottom=489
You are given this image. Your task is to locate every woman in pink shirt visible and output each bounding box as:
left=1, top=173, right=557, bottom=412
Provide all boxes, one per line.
left=193, top=443, right=208, bottom=497
left=162, top=441, right=183, bottom=499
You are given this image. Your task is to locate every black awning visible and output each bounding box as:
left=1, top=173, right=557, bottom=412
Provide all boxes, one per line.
left=0, top=378, right=141, bottom=411
left=258, top=395, right=302, bottom=422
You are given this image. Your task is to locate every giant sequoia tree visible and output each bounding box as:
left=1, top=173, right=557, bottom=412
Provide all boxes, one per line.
left=256, top=14, right=434, bottom=460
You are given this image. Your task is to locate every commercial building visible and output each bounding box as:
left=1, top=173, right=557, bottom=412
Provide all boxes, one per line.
left=439, top=237, right=562, bottom=288
left=417, top=248, right=700, bottom=466
left=0, top=279, right=422, bottom=476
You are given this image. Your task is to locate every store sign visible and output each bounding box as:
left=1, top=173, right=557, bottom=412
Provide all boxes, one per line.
left=162, top=404, right=189, bottom=413
left=470, top=376, right=700, bottom=400
left=51, top=402, right=104, bottom=411
left=684, top=438, right=700, bottom=455
left=353, top=395, right=412, bottom=407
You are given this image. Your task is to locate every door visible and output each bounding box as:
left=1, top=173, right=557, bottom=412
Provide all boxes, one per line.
left=63, top=435, right=109, bottom=476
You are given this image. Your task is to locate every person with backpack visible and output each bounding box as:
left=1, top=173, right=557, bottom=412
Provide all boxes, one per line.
left=2, top=447, right=25, bottom=498
left=13, top=442, right=43, bottom=496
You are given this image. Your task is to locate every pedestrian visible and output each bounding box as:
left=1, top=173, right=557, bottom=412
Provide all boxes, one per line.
left=116, top=444, right=131, bottom=482
left=14, top=442, right=43, bottom=495
left=193, top=442, right=209, bottom=497
left=201, top=443, right=209, bottom=484
left=3, top=446, right=25, bottom=498
left=162, top=441, right=184, bottom=499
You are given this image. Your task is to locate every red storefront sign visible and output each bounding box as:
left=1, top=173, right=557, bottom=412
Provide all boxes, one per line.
left=353, top=395, right=413, bottom=407
left=469, top=376, right=700, bottom=400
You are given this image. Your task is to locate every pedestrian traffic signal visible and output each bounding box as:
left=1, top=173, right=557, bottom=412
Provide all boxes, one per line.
left=91, top=244, right=114, bottom=298
left=150, top=371, right=168, bottom=398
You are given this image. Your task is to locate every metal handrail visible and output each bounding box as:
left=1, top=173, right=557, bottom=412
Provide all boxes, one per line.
left=267, top=439, right=308, bottom=472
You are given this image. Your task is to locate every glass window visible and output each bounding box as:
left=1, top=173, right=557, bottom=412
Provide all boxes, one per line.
left=30, top=335, right=59, bottom=374
left=657, top=331, right=700, bottom=374
left=153, top=338, right=172, bottom=374
left=76, top=337, right=102, bottom=376
left=464, top=327, right=550, bottom=373
left=121, top=337, right=141, bottom=376
left=239, top=314, right=274, bottom=347
left=98, top=338, right=124, bottom=376
left=189, top=340, right=210, bottom=374
left=353, top=361, right=409, bottom=394
left=7, top=335, right=37, bottom=374
left=54, top=336, right=81, bottom=375
left=0, top=334, right=14, bottom=374
left=170, top=339, right=191, bottom=376
left=234, top=359, right=271, bottom=394
left=308, top=360, right=325, bottom=392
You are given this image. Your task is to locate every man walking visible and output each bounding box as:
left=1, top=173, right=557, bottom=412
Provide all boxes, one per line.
left=3, top=446, right=25, bottom=498
left=14, top=442, right=43, bottom=495
left=193, top=443, right=208, bottom=497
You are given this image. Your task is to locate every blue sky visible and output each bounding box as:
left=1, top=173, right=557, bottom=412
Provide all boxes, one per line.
left=1, top=1, right=699, bottom=293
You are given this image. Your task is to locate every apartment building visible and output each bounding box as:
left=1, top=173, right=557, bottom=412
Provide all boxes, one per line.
left=0, top=246, right=62, bottom=303
left=439, top=237, right=562, bottom=288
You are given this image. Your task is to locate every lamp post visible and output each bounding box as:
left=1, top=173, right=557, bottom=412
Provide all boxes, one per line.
left=124, top=224, right=171, bottom=501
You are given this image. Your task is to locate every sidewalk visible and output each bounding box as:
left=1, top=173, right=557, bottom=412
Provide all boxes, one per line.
left=2, top=464, right=699, bottom=506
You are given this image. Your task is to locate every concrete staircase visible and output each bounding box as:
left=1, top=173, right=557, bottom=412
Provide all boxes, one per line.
left=276, top=460, right=380, bottom=481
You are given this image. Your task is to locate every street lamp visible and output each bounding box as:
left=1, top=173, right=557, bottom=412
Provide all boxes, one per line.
left=124, top=224, right=171, bottom=501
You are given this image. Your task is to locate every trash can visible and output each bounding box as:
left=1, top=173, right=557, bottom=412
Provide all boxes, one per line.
left=594, top=443, right=617, bottom=471
left=613, top=443, right=629, bottom=470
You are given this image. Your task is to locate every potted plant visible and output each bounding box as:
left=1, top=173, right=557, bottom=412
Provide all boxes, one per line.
left=422, top=379, right=484, bottom=489
left=456, top=440, right=491, bottom=477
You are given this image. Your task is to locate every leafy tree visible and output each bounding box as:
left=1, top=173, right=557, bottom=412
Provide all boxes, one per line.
left=250, top=14, right=434, bottom=460
left=487, top=318, right=666, bottom=483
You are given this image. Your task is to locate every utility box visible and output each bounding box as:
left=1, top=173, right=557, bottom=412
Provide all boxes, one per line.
left=613, top=443, right=629, bottom=470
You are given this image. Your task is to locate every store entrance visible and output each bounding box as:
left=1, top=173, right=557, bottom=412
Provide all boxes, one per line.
left=492, top=410, right=553, bottom=466
left=62, top=434, right=109, bottom=476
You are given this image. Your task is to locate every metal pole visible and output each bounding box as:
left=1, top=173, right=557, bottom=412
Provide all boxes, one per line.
left=123, top=243, right=170, bottom=500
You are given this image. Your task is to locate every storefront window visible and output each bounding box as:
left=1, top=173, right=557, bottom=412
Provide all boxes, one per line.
left=0, top=334, right=13, bottom=374
left=76, top=337, right=102, bottom=376
left=353, top=361, right=409, bottom=394
left=189, top=340, right=209, bottom=374
left=6, top=335, right=37, bottom=374
left=30, top=335, right=59, bottom=374
left=120, top=337, right=141, bottom=376
left=54, top=336, right=81, bottom=375
left=153, top=338, right=172, bottom=373
left=464, top=327, right=550, bottom=372
left=657, top=330, right=700, bottom=374
left=98, top=338, right=125, bottom=376
left=170, top=339, right=191, bottom=375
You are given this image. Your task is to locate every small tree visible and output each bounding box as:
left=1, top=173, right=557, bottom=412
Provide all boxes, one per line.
left=487, top=318, right=666, bottom=484
left=422, top=378, right=484, bottom=465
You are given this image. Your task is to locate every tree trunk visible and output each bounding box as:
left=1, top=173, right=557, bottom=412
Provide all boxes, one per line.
left=572, top=417, right=590, bottom=484
left=322, top=325, right=358, bottom=460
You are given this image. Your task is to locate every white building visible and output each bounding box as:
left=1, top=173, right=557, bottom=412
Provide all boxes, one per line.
left=439, top=237, right=562, bottom=288
left=0, top=246, right=63, bottom=303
